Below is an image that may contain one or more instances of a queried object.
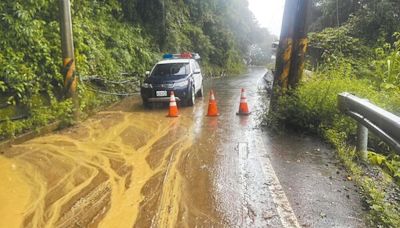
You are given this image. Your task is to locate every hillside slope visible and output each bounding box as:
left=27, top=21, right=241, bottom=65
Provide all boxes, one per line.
left=0, top=0, right=272, bottom=138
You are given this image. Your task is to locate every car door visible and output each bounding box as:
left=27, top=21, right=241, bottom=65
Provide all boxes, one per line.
left=190, top=60, right=200, bottom=92
left=194, top=61, right=203, bottom=90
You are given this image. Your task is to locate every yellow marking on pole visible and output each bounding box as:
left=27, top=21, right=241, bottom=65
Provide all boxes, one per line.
left=296, top=38, right=308, bottom=85
left=278, top=38, right=293, bottom=93
left=283, top=39, right=293, bottom=61
left=63, top=57, right=77, bottom=95
left=299, top=38, right=308, bottom=53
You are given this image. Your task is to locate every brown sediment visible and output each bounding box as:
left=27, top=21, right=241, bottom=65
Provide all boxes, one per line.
left=0, top=156, right=32, bottom=228
left=174, top=142, right=225, bottom=227
left=0, top=90, right=228, bottom=228
left=120, top=125, right=152, bottom=150
left=0, top=96, right=196, bottom=228
left=56, top=181, right=112, bottom=228
left=133, top=171, right=165, bottom=227
left=146, top=128, right=186, bottom=170
left=66, top=126, right=90, bottom=140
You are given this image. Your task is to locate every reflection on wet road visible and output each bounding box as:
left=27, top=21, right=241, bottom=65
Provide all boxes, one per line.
left=0, top=68, right=366, bottom=227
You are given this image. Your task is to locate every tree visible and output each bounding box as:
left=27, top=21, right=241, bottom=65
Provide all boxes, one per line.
left=309, top=0, right=400, bottom=44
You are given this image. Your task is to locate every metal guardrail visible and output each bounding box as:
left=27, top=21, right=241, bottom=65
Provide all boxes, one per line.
left=338, top=92, right=400, bottom=160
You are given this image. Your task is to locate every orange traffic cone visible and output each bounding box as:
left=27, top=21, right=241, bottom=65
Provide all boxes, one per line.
left=167, top=91, right=179, bottom=117
left=236, top=88, right=251, bottom=116
left=207, top=90, right=219, bottom=117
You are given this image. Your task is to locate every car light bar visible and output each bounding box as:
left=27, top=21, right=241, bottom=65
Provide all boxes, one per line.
left=180, top=52, right=192, bottom=59
left=163, top=52, right=201, bottom=60
left=163, top=53, right=174, bottom=59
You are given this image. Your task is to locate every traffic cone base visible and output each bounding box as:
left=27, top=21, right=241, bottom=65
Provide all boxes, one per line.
left=167, top=91, right=179, bottom=117
left=207, top=90, right=219, bottom=117
left=236, top=88, right=251, bottom=116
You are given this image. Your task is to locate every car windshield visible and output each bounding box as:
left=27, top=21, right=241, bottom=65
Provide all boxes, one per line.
left=151, top=63, right=190, bottom=78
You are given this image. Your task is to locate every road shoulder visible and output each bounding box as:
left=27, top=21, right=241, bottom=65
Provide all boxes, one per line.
left=261, top=130, right=368, bottom=227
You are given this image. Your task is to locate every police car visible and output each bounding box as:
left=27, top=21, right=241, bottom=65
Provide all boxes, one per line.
left=140, top=53, right=204, bottom=107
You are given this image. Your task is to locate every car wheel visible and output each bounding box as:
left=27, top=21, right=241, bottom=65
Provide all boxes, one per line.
left=197, top=83, right=204, bottom=97
left=186, top=86, right=196, bottom=106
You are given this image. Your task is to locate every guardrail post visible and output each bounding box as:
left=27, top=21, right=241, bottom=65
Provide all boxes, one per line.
left=338, top=92, right=400, bottom=155
left=356, top=123, right=368, bottom=161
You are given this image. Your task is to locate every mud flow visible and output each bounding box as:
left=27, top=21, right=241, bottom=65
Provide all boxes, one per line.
left=0, top=68, right=366, bottom=228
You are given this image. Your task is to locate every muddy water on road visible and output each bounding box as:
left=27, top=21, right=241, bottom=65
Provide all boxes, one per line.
left=0, top=68, right=366, bottom=228
left=0, top=68, right=273, bottom=228
left=1, top=100, right=201, bottom=227
left=0, top=156, right=32, bottom=228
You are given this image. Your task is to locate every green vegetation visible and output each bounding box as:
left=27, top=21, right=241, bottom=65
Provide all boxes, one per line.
left=270, top=0, right=400, bottom=226
left=0, top=0, right=157, bottom=139
left=339, top=146, right=400, bottom=227
left=0, top=0, right=273, bottom=139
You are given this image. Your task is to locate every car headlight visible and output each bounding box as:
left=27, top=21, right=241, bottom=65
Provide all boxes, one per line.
left=174, top=80, right=189, bottom=87
left=142, top=83, right=152, bottom=88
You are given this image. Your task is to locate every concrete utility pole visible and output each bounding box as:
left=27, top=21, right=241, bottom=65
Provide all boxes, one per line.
left=288, top=0, right=311, bottom=88
left=274, top=0, right=297, bottom=94
left=273, top=0, right=311, bottom=95
left=59, top=0, right=79, bottom=121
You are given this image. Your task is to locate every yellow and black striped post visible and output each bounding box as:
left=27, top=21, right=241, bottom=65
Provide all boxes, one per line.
left=272, top=0, right=311, bottom=96
left=289, top=0, right=311, bottom=89
left=273, top=0, right=297, bottom=96
left=59, top=0, right=79, bottom=121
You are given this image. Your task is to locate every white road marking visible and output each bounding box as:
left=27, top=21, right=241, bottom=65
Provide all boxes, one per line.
left=256, top=136, right=301, bottom=228
left=238, top=142, right=250, bottom=227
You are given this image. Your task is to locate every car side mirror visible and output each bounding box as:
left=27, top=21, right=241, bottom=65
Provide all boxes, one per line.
left=194, top=69, right=201, bottom=74
left=145, top=71, right=150, bottom=76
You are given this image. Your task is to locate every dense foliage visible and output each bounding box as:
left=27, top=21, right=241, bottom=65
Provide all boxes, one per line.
left=270, top=0, right=400, bottom=225
left=120, top=0, right=273, bottom=71
left=0, top=0, right=272, bottom=139
left=310, top=0, right=400, bottom=44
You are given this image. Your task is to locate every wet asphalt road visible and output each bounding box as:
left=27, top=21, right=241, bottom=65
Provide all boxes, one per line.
left=0, top=68, right=367, bottom=227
